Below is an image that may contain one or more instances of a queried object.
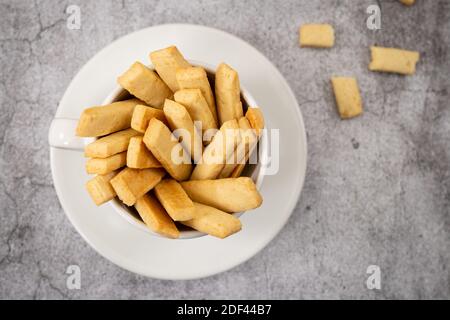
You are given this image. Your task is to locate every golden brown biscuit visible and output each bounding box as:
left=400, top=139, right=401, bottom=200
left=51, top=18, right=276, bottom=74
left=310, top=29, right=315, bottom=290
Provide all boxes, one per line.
left=219, top=117, right=257, bottom=178
left=181, top=177, right=263, bottom=213
left=110, top=167, right=165, bottom=206
left=245, top=108, right=265, bottom=137
left=231, top=141, right=258, bottom=178
left=369, top=46, right=420, bottom=75
left=154, top=179, right=195, bottom=221
left=76, top=99, right=142, bottom=137
left=181, top=202, right=242, bottom=239
left=331, top=77, right=363, bottom=119
left=231, top=108, right=265, bottom=177
left=190, top=119, right=241, bottom=180
left=215, top=63, right=244, bottom=125
left=149, top=46, right=191, bottom=92
left=86, top=152, right=127, bottom=175
left=143, top=118, right=192, bottom=181
left=176, top=67, right=217, bottom=123
left=134, top=193, right=179, bottom=239
left=85, top=171, right=117, bottom=206
left=84, top=128, right=140, bottom=158
left=118, top=62, right=172, bottom=108
left=299, top=24, right=335, bottom=48
left=174, top=89, right=218, bottom=135
left=131, top=104, right=167, bottom=133
left=399, top=0, right=415, bottom=6
left=163, top=99, right=203, bottom=163
left=127, top=136, right=162, bottom=169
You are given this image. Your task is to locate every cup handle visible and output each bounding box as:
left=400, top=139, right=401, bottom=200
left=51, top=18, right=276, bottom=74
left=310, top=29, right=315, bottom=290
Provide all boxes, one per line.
left=48, top=118, right=86, bottom=151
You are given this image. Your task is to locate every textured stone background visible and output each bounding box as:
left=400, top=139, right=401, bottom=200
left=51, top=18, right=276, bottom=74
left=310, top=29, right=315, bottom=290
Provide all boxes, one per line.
left=0, top=0, right=449, bottom=299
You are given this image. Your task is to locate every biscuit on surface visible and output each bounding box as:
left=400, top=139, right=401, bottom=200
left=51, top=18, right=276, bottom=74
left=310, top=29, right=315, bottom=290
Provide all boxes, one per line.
left=299, top=24, right=335, bottom=48
left=369, top=46, right=420, bottom=75
left=331, top=77, right=363, bottom=119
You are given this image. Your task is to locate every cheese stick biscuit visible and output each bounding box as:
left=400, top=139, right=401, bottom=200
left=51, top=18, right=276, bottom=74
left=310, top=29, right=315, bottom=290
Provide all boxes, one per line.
left=131, top=104, right=167, bottom=133
left=231, top=108, right=265, bottom=177
left=84, top=128, right=140, bottom=158
left=215, top=63, right=243, bottom=125
left=299, top=24, right=335, bottom=48
left=76, top=99, right=142, bottom=137
left=163, top=99, right=203, bottom=163
left=245, top=108, right=265, bottom=136
left=143, top=118, right=192, bottom=181
left=149, top=46, right=191, bottom=92
left=369, top=46, right=420, bottom=75
left=127, top=136, right=162, bottom=169
left=399, top=0, right=415, bottom=6
left=110, top=167, right=165, bottom=206
left=219, top=117, right=257, bottom=178
left=331, top=77, right=363, bottom=119
left=134, top=194, right=179, bottom=239
left=181, top=202, right=241, bottom=239
left=190, top=119, right=241, bottom=180
left=174, top=89, right=218, bottom=135
left=118, top=62, right=172, bottom=108
left=85, top=171, right=117, bottom=206
left=231, top=141, right=257, bottom=178
left=154, top=179, right=195, bottom=221
left=86, top=152, right=127, bottom=175
left=176, top=67, right=217, bottom=123
left=181, top=177, right=262, bottom=213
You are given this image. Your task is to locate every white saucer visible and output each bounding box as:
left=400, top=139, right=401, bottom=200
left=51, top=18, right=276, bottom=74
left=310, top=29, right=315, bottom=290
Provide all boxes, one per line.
left=50, top=24, right=307, bottom=280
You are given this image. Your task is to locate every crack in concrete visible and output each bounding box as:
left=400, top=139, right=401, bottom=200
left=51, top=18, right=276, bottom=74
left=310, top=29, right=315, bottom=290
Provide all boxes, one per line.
left=33, top=261, right=68, bottom=299
left=0, top=180, right=19, bottom=266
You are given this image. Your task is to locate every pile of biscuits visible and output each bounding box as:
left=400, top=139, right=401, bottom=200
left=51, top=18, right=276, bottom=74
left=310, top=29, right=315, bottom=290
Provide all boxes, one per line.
left=76, top=46, right=264, bottom=239
left=298, top=0, right=420, bottom=119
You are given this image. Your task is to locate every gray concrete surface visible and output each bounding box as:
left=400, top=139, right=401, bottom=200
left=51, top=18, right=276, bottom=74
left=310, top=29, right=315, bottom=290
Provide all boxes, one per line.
left=0, top=0, right=449, bottom=299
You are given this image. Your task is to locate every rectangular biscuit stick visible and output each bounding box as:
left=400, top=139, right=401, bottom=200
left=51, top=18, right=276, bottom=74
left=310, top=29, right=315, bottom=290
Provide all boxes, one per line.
left=131, top=104, right=167, bottom=133
left=154, top=179, right=195, bottom=221
left=149, top=46, right=191, bottom=92
left=84, top=128, right=140, bottom=158
left=181, top=177, right=263, bottom=213
left=190, top=119, right=241, bottom=180
left=399, top=0, right=415, bottom=6
left=134, top=194, right=180, bottom=239
left=86, top=152, right=127, bottom=175
left=245, top=108, right=265, bottom=137
left=143, top=118, right=192, bottom=181
left=176, top=67, right=218, bottom=123
left=110, top=167, right=165, bottom=206
left=215, top=63, right=244, bottom=125
left=299, top=24, right=335, bottom=48
left=231, top=140, right=258, bottom=178
left=76, top=99, right=142, bottom=137
left=85, top=171, right=117, bottom=206
left=118, top=62, right=172, bottom=108
left=219, top=117, right=257, bottom=178
left=369, top=46, right=420, bottom=75
left=331, top=77, right=363, bottom=119
left=127, top=136, right=162, bottom=169
left=231, top=108, right=265, bottom=178
left=181, top=202, right=242, bottom=239
left=163, top=99, right=203, bottom=163
left=174, top=89, right=218, bottom=135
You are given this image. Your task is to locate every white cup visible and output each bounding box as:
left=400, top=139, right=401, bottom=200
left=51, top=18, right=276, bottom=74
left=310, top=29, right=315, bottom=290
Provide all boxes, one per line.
left=49, top=61, right=266, bottom=239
